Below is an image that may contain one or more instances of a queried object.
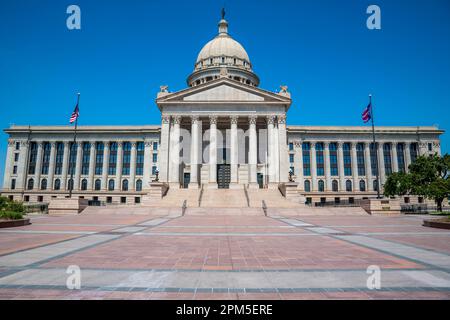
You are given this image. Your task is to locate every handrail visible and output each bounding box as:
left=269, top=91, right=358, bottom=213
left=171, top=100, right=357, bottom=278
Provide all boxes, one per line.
left=198, top=184, right=204, bottom=207
left=243, top=185, right=250, bottom=207
left=262, top=200, right=268, bottom=216
left=182, top=200, right=187, bottom=216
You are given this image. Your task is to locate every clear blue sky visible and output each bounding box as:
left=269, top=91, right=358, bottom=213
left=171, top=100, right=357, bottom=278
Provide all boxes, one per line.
left=1, top=0, right=449, bottom=186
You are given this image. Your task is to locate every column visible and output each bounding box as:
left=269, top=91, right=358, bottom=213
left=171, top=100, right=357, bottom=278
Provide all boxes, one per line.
left=277, top=115, right=289, bottom=183
left=3, top=140, right=14, bottom=190
left=143, top=140, right=152, bottom=189
left=116, top=142, right=123, bottom=190
left=208, top=115, right=217, bottom=187
left=294, top=140, right=304, bottom=188
left=130, top=142, right=137, bottom=191
left=405, top=142, right=411, bottom=173
left=47, top=142, right=57, bottom=190
left=392, top=142, right=399, bottom=173
left=34, top=142, right=44, bottom=189
left=266, top=115, right=276, bottom=185
left=378, top=142, right=386, bottom=188
left=337, top=142, right=345, bottom=192
left=310, top=142, right=317, bottom=191
left=16, top=141, right=29, bottom=191
left=88, top=142, right=96, bottom=190
left=230, top=115, right=239, bottom=186
left=364, top=142, right=373, bottom=191
left=61, top=142, right=70, bottom=190
left=158, top=115, right=171, bottom=182
left=189, top=115, right=200, bottom=188
left=102, top=142, right=110, bottom=191
left=74, top=142, right=83, bottom=190
left=324, top=142, right=331, bottom=191
left=248, top=115, right=258, bottom=188
left=169, top=115, right=181, bottom=187
left=351, top=142, right=358, bottom=191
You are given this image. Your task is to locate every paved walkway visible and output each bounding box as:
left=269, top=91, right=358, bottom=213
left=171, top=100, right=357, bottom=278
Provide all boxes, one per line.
left=0, top=212, right=449, bottom=299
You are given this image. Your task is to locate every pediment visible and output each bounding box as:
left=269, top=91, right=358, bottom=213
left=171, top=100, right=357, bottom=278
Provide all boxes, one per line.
left=156, top=78, right=291, bottom=105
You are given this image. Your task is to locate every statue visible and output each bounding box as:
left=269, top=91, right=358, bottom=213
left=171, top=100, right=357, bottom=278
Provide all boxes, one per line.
left=289, top=169, right=294, bottom=182
left=280, top=85, right=288, bottom=93
left=155, top=169, right=159, bottom=182
left=160, top=85, right=169, bottom=93
left=221, top=7, right=226, bottom=20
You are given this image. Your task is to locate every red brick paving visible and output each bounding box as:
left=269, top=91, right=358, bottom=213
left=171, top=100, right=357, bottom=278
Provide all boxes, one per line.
left=0, top=233, right=81, bottom=256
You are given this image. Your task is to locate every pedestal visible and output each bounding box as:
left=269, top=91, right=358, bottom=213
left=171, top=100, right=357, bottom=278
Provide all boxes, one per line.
left=360, top=198, right=401, bottom=215
left=48, top=198, right=89, bottom=215
left=278, top=182, right=305, bottom=204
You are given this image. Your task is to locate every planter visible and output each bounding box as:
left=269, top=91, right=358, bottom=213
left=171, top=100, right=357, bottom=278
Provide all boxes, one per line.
left=423, top=219, right=450, bottom=230
left=0, top=218, right=31, bottom=228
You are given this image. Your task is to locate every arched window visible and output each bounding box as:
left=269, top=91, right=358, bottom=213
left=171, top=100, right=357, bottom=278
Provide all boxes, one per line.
left=27, top=178, right=34, bottom=190
left=40, top=179, right=47, bottom=190
left=332, top=180, right=339, bottom=192
left=122, top=179, right=129, bottom=191
left=67, top=179, right=74, bottom=191
left=108, top=179, right=115, bottom=191
left=346, top=180, right=352, bottom=192
left=54, top=179, right=61, bottom=191
left=304, top=180, right=311, bottom=192
left=373, top=180, right=379, bottom=192
left=136, top=179, right=142, bottom=192
left=81, top=179, right=88, bottom=191
left=359, top=180, right=366, bottom=192
left=95, top=179, right=101, bottom=191
left=318, top=180, right=325, bottom=192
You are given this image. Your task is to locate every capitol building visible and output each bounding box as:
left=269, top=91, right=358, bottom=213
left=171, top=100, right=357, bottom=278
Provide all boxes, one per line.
left=0, top=14, right=444, bottom=207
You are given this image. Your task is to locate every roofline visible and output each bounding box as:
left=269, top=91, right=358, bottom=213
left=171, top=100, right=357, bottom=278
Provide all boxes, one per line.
left=4, top=125, right=161, bottom=134
left=287, top=125, right=445, bottom=135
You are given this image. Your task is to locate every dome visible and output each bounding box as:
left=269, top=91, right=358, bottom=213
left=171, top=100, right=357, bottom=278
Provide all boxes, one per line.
left=187, top=13, right=259, bottom=87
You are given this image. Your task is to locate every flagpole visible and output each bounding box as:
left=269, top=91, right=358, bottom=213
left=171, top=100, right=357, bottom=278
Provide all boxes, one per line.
left=69, top=93, right=80, bottom=198
left=369, top=94, right=381, bottom=199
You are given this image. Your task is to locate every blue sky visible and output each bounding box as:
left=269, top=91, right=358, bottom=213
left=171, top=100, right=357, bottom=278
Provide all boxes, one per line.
left=0, top=0, right=449, bottom=186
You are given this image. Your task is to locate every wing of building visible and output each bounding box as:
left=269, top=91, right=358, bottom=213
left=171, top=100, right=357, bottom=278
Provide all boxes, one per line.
left=1, top=14, right=444, bottom=206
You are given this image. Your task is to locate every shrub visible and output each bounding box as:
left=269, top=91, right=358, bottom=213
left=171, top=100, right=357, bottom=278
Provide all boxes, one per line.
left=0, top=211, right=23, bottom=220
left=0, top=196, right=8, bottom=210
left=6, top=201, right=25, bottom=213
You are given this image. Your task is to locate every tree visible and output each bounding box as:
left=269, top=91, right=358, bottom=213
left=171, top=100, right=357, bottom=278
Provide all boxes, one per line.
left=384, top=154, right=450, bottom=212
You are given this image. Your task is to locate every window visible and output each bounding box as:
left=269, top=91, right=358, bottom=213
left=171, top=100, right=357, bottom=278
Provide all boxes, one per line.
left=343, top=143, right=352, bottom=176
left=397, top=143, right=405, bottom=173
left=13, top=166, right=17, bottom=174
left=356, top=143, right=365, bottom=176
left=15, top=142, right=20, bottom=150
left=37, top=196, right=43, bottom=203
left=106, top=197, right=112, bottom=204
left=410, top=143, right=418, bottom=163
left=302, top=142, right=311, bottom=176
left=24, top=195, right=30, bottom=202
left=153, top=142, right=158, bottom=151
left=289, top=154, right=294, bottom=163
left=122, top=142, right=131, bottom=175
left=428, top=143, right=432, bottom=152
left=136, top=179, right=142, bottom=192
left=68, top=179, right=74, bottom=191
left=121, top=197, right=127, bottom=204
left=136, top=142, right=145, bottom=176
left=41, top=142, right=51, bottom=175
left=152, top=166, right=158, bottom=175
left=108, top=179, right=115, bottom=191
left=27, top=178, right=34, bottom=190
left=404, top=197, right=410, bottom=204
left=318, top=180, right=325, bottom=192
left=68, top=142, right=77, bottom=175
left=40, top=179, right=47, bottom=190
left=135, top=197, right=141, bottom=204
left=81, top=143, right=91, bottom=175
left=383, top=143, right=392, bottom=175
left=290, top=166, right=295, bottom=175
left=109, top=142, right=118, bottom=175
left=370, top=143, right=378, bottom=176
left=122, top=179, right=129, bottom=191
left=373, top=180, right=379, bottom=192
left=28, top=142, right=38, bottom=175
left=289, top=142, right=294, bottom=151
left=316, top=143, right=324, bottom=176
left=359, top=180, right=366, bottom=192
left=81, top=179, right=88, bottom=191
left=332, top=180, right=338, bottom=192
left=11, top=179, right=16, bottom=190
left=304, top=180, right=311, bottom=192
left=95, top=179, right=101, bottom=191
left=152, top=153, right=158, bottom=163
left=54, top=179, right=61, bottom=191
left=346, top=180, right=352, bottom=192
left=14, top=153, right=19, bottom=162
left=54, top=142, right=64, bottom=175
left=95, top=142, right=104, bottom=175
left=329, top=143, right=338, bottom=176
left=418, top=197, right=424, bottom=204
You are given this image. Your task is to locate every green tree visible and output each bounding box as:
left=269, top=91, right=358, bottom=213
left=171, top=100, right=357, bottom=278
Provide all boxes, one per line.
left=384, top=154, right=450, bottom=212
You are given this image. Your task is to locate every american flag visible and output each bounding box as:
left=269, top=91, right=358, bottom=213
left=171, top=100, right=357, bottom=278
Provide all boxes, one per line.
left=362, top=103, right=371, bottom=123
left=69, top=103, right=79, bottom=124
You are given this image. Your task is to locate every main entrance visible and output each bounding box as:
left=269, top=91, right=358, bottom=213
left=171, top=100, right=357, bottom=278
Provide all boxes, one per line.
left=217, top=164, right=231, bottom=189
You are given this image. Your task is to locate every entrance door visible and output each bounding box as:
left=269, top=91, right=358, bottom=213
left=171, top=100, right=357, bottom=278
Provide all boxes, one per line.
left=217, top=164, right=231, bottom=189
left=257, top=173, right=264, bottom=189
left=183, top=173, right=190, bottom=189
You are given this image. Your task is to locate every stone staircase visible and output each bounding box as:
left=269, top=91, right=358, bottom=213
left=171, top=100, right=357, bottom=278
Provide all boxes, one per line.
left=142, top=188, right=200, bottom=208
left=247, top=189, right=305, bottom=208
left=199, top=188, right=248, bottom=207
